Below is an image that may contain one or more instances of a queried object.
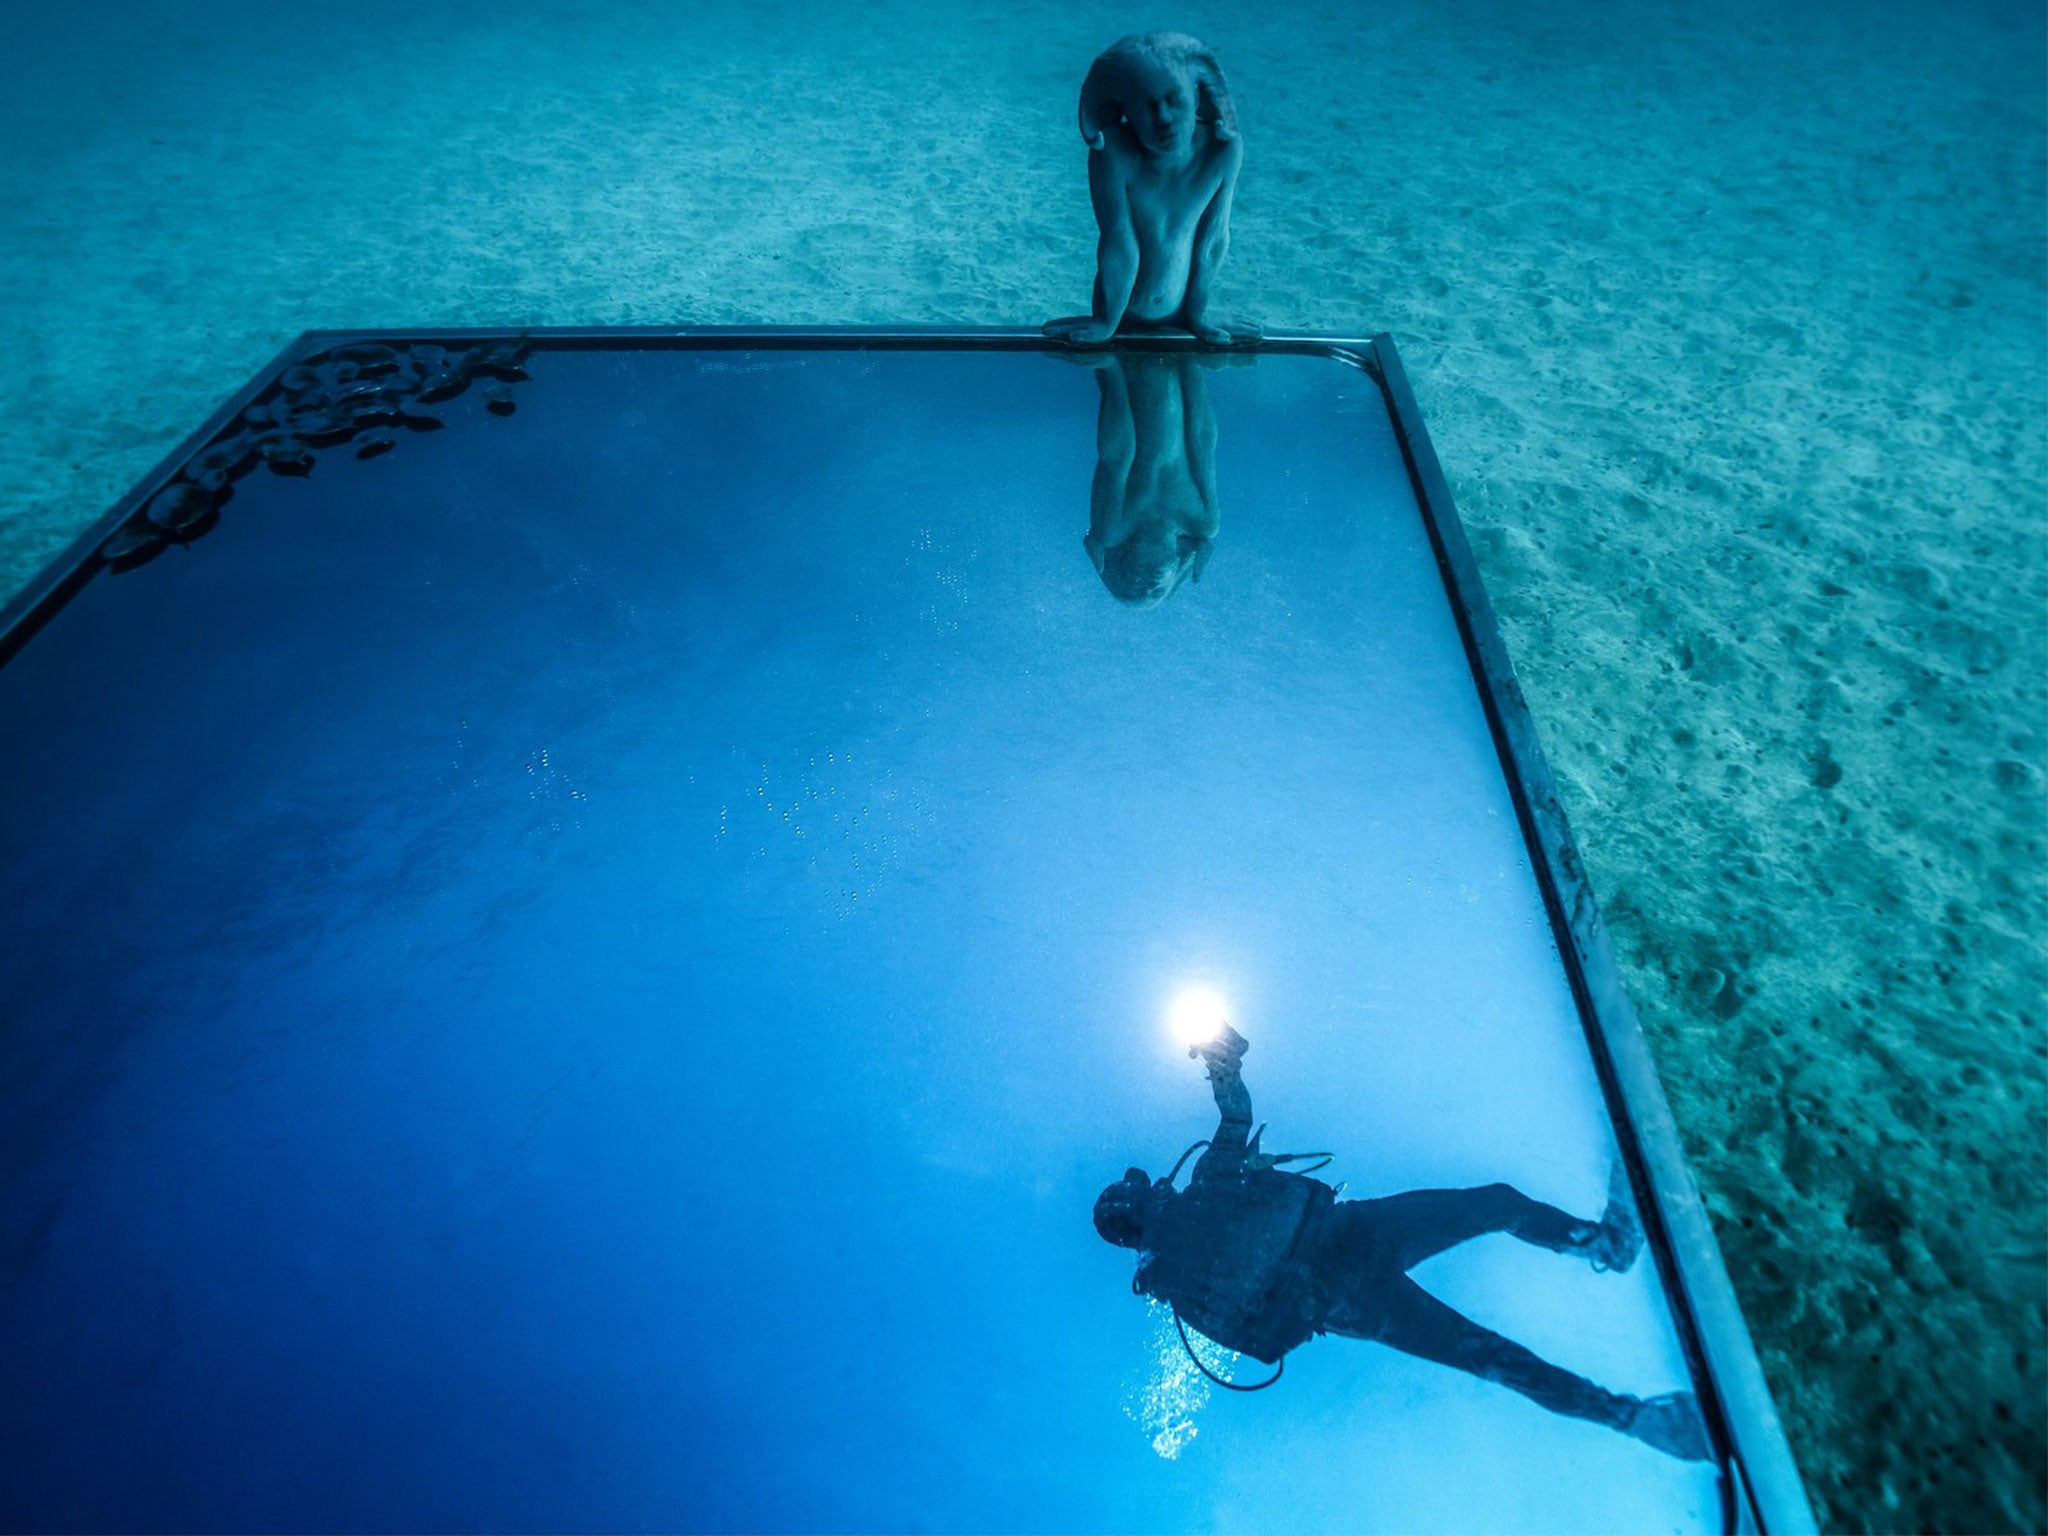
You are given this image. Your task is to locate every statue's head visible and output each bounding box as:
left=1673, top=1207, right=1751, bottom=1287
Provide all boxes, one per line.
left=1078, top=33, right=1237, bottom=157
left=1085, top=522, right=1213, bottom=608
left=1093, top=1167, right=1162, bottom=1249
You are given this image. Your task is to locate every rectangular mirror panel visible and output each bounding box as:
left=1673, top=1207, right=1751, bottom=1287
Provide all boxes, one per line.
left=0, top=344, right=1723, bottom=1533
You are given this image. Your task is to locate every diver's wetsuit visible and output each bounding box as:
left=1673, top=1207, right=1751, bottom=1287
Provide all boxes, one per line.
left=1143, top=1046, right=1639, bottom=1435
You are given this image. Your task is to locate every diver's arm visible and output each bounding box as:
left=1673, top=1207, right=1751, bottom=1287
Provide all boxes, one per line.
left=1191, top=1025, right=1252, bottom=1178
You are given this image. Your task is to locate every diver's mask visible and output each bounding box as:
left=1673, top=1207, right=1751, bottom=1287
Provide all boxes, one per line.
left=1092, top=1166, right=1158, bottom=1248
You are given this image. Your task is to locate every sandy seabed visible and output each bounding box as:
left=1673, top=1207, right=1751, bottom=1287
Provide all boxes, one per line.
left=2, top=0, right=2043, bottom=1529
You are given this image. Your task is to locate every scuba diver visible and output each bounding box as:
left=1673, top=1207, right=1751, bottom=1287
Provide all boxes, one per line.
left=1094, top=1022, right=1713, bottom=1461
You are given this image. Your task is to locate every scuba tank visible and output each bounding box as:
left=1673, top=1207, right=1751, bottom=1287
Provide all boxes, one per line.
left=1149, top=1131, right=1335, bottom=1392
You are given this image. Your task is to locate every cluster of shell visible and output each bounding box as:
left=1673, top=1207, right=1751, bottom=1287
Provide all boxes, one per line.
left=99, top=338, right=532, bottom=572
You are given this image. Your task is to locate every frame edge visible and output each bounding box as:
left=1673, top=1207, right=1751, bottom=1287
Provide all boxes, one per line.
left=1367, top=332, right=1818, bottom=1536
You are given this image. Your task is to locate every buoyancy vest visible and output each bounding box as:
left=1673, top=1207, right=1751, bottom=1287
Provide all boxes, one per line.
left=1135, top=1168, right=1338, bottom=1364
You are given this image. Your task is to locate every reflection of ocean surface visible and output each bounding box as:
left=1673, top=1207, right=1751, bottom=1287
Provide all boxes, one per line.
left=0, top=2, right=2042, bottom=1528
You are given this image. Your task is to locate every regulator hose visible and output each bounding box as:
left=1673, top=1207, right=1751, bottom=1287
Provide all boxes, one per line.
left=1174, top=1308, right=1285, bottom=1392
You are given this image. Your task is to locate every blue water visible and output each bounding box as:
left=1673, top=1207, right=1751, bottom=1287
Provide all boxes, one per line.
left=2, top=346, right=1720, bottom=1531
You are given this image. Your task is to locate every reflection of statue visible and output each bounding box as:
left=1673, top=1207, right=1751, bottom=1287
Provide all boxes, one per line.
left=1044, top=33, right=1259, bottom=346
left=1094, top=1025, right=1713, bottom=1461
left=1077, top=352, right=1219, bottom=608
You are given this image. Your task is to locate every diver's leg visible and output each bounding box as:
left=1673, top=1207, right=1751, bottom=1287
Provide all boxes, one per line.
left=1369, top=1276, right=1635, bottom=1431
left=1354, top=1184, right=1597, bottom=1273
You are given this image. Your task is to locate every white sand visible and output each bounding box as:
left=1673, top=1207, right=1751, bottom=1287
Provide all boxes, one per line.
left=1, top=0, right=2042, bottom=1528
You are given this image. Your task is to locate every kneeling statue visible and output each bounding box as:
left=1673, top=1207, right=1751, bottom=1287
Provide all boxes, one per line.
left=1045, top=33, right=1260, bottom=347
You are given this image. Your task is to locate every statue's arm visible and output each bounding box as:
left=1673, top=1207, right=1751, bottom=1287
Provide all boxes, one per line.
left=1182, top=139, right=1242, bottom=338
left=1087, top=146, right=1141, bottom=336
left=1180, top=358, right=1220, bottom=529
left=1087, top=364, right=1137, bottom=554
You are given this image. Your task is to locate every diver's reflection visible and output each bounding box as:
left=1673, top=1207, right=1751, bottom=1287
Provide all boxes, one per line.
left=1094, top=1024, right=1713, bottom=1461
left=1077, top=352, right=1220, bottom=607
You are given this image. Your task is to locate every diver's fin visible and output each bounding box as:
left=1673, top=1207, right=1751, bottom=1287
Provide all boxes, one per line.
left=1587, top=1161, right=1645, bottom=1274
left=1624, top=1391, right=1712, bottom=1461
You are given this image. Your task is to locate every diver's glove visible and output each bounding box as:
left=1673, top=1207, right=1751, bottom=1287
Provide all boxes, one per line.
left=1191, top=1022, right=1250, bottom=1066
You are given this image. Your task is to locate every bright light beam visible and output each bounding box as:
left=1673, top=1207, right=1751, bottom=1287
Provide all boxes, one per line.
left=1170, top=987, right=1230, bottom=1049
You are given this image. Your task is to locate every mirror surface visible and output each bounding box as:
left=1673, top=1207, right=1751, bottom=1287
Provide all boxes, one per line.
left=0, top=345, right=1721, bottom=1533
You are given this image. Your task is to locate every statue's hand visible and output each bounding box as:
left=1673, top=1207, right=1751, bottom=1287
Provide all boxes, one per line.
left=1189, top=316, right=1262, bottom=346
left=1043, top=316, right=1117, bottom=347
